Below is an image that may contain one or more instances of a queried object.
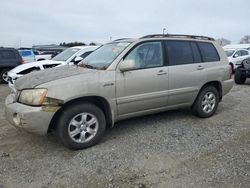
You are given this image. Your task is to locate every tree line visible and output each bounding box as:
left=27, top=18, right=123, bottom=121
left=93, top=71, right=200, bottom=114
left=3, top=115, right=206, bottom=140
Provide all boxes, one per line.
left=59, top=42, right=97, bottom=47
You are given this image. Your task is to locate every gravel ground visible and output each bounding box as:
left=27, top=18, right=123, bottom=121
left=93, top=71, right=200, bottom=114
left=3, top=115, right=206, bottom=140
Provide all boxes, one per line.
left=0, top=81, right=250, bottom=188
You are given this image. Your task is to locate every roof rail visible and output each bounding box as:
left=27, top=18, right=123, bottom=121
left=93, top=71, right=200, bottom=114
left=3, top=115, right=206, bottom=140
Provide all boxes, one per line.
left=113, top=38, right=133, bottom=41
left=140, top=34, right=215, bottom=41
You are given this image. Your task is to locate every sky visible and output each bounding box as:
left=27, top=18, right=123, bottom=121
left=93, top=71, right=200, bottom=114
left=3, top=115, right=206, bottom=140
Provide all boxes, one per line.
left=0, top=0, right=249, bottom=48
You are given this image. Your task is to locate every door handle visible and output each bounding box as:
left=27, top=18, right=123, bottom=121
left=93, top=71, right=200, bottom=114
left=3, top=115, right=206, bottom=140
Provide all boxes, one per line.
left=197, top=65, right=204, bottom=70
left=157, top=70, right=167, bottom=75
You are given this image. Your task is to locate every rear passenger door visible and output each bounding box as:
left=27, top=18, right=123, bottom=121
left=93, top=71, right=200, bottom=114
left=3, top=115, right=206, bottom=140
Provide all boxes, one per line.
left=196, top=41, right=222, bottom=77
left=164, top=40, right=209, bottom=106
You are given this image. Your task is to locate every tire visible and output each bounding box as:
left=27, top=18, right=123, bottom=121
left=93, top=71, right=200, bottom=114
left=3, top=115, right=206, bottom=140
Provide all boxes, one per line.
left=234, top=68, right=246, bottom=84
left=192, top=86, right=219, bottom=118
left=56, top=103, right=106, bottom=150
left=0, top=69, right=10, bottom=84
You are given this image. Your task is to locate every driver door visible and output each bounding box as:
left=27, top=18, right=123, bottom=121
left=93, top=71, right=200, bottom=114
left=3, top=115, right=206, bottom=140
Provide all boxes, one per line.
left=116, top=41, right=169, bottom=116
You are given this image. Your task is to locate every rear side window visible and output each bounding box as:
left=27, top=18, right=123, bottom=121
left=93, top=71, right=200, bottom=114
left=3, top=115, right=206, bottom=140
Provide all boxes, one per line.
left=240, top=50, right=249, bottom=56
left=197, top=42, right=220, bottom=62
left=0, top=50, right=16, bottom=59
left=191, top=42, right=202, bottom=63
left=165, top=41, right=194, bottom=65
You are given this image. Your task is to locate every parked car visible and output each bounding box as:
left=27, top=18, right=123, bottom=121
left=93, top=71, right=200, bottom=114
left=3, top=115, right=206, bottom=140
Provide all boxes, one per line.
left=234, top=57, right=250, bottom=84
left=18, top=49, right=36, bottom=63
left=224, top=44, right=250, bottom=51
left=0, top=47, right=23, bottom=83
left=224, top=48, right=250, bottom=70
left=5, top=34, right=233, bottom=150
left=34, top=51, right=58, bottom=61
left=7, top=46, right=99, bottom=89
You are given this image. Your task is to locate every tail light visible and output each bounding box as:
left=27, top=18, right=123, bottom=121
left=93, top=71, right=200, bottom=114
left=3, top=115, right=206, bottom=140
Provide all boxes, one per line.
left=229, top=65, right=233, bottom=79
left=20, top=58, right=24, bottom=64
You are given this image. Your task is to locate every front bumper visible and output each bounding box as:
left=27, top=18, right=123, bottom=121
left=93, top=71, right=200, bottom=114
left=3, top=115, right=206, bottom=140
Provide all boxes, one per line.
left=222, top=79, right=234, bottom=96
left=5, top=94, right=56, bottom=135
left=237, top=68, right=250, bottom=77
left=7, top=72, right=22, bottom=92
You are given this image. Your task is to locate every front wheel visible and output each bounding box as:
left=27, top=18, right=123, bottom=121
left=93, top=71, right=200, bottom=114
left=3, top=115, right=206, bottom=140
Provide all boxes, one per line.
left=56, top=103, right=106, bottom=150
left=0, top=69, right=10, bottom=84
left=192, top=86, right=219, bottom=118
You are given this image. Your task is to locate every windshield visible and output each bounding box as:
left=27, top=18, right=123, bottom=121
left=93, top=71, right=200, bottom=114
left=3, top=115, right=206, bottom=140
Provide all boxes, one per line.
left=78, top=42, right=131, bottom=69
left=225, top=50, right=235, bottom=57
left=52, top=48, right=80, bottom=61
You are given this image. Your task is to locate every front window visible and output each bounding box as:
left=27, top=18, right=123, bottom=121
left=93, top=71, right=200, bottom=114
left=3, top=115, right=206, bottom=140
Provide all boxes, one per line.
left=225, top=50, right=235, bottom=57
left=79, top=42, right=131, bottom=69
left=52, top=48, right=80, bottom=61
left=124, top=42, right=163, bottom=69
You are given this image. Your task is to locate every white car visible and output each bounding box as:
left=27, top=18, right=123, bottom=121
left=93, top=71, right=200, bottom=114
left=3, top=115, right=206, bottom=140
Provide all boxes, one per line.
left=34, top=51, right=56, bottom=61
left=8, top=46, right=99, bottom=90
left=224, top=48, right=250, bottom=70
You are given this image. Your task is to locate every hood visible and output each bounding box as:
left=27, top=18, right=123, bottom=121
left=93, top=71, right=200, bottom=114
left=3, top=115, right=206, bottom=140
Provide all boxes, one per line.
left=9, top=60, right=65, bottom=74
left=15, top=65, right=95, bottom=90
left=227, top=57, right=233, bottom=62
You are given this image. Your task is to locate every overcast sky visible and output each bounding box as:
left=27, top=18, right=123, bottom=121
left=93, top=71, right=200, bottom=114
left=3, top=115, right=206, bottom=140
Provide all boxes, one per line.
left=0, top=0, right=249, bottom=47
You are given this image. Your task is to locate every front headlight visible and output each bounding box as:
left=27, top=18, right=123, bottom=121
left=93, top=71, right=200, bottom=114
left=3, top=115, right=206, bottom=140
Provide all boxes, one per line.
left=18, top=89, right=48, bottom=106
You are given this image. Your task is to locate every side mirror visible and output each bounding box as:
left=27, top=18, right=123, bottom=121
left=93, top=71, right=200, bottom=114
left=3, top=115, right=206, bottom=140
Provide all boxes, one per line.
left=119, top=59, right=136, bottom=72
left=74, top=56, right=83, bottom=64
left=233, top=54, right=239, bottom=58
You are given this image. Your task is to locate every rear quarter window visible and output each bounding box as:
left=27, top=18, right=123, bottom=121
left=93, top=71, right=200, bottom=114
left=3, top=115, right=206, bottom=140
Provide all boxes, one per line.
left=197, top=42, right=220, bottom=62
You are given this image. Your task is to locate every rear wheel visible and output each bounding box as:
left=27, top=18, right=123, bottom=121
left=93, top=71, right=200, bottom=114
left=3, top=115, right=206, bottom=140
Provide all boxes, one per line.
left=56, top=102, right=106, bottom=150
left=234, top=68, right=246, bottom=84
left=192, top=86, right=219, bottom=118
left=0, top=69, right=10, bottom=84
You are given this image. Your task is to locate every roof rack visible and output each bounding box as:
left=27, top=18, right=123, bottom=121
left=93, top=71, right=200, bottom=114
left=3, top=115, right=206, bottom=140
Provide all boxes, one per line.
left=140, top=34, right=215, bottom=41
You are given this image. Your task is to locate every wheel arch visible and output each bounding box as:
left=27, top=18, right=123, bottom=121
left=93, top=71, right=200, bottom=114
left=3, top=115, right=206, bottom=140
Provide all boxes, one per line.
left=194, top=81, right=222, bottom=105
left=48, top=96, right=113, bottom=133
left=229, top=62, right=234, bottom=70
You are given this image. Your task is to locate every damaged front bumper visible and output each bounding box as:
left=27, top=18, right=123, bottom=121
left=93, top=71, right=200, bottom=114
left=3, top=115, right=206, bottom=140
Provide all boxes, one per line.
left=5, top=94, right=59, bottom=135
